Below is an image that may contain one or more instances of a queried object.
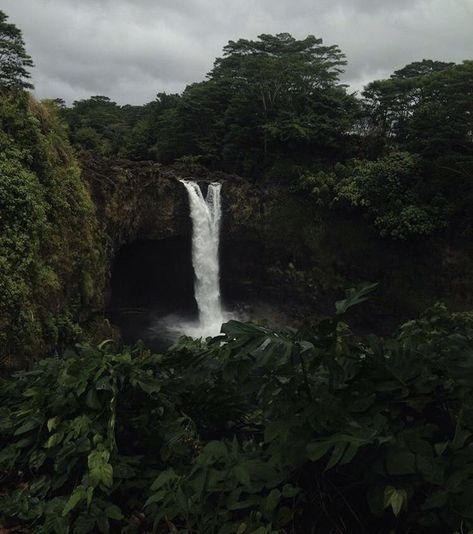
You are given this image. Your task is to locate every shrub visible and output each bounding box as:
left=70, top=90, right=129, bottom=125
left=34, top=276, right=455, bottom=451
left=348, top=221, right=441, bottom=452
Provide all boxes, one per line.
left=1, top=287, right=473, bottom=532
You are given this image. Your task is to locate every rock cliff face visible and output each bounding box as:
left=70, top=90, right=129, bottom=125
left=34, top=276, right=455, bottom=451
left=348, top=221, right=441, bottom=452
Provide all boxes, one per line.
left=80, top=156, right=266, bottom=311
left=82, top=157, right=189, bottom=246
left=81, top=156, right=262, bottom=248
left=81, top=155, right=473, bottom=337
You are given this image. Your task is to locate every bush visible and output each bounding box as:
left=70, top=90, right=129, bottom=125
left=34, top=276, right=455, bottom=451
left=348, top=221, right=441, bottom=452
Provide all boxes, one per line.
left=1, top=287, right=473, bottom=532
left=334, top=152, right=448, bottom=239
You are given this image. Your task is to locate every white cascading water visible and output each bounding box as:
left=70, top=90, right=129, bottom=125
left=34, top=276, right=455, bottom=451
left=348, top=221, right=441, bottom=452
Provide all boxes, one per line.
left=180, top=180, right=225, bottom=337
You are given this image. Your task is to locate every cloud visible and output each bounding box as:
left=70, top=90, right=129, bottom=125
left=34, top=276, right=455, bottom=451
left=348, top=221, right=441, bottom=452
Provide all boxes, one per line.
left=2, top=0, right=472, bottom=104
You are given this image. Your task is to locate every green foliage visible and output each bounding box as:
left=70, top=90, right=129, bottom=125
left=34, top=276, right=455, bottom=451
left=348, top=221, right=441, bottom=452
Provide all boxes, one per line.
left=298, top=152, right=449, bottom=239
left=0, top=10, right=34, bottom=90
left=60, top=34, right=358, bottom=179
left=362, top=59, right=472, bottom=154
left=0, top=342, right=173, bottom=532
left=295, top=59, right=473, bottom=242
left=0, top=92, right=105, bottom=364
left=61, top=96, right=128, bottom=157
left=362, top=60, right=455, bottom=143
left=358, top=60, right=473, bottom=237
left=2, top=290, right=473, bottom=532
left=154, top=33, right=357, bottom=177
left=61, top=93, right=180, bottom=160
left=334, top=151, right=448, bottom=239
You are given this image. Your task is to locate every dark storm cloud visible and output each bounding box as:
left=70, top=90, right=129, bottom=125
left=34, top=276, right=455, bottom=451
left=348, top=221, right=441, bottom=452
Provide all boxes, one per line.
left=2, top=0, right=472, bottom=104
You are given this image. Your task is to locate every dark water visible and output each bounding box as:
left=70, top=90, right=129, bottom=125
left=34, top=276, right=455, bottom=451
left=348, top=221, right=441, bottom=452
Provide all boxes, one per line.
left=107, top=307, right=196, bottom=352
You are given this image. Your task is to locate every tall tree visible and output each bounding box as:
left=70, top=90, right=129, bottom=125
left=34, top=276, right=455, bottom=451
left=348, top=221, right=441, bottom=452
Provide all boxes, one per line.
left=211, top=33, right=356, bottom=172
left=361, top=60, right=456, bottom=142
left=156, top=33, right=357, bottom=177
left=0, top=10, right=34, bottom=90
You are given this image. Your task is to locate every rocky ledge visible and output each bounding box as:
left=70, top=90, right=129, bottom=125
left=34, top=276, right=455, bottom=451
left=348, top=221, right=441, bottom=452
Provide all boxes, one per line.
left=80, top=154, right=263, bottom=251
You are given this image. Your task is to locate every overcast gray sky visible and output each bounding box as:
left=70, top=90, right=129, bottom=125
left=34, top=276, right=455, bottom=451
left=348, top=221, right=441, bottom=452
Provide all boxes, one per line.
left=2, top=0, right=472, bottom=105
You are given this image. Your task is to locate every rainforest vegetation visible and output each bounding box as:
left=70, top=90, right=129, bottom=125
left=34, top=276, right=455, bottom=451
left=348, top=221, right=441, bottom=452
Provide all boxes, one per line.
left=1, top=9, right=473, bottom=533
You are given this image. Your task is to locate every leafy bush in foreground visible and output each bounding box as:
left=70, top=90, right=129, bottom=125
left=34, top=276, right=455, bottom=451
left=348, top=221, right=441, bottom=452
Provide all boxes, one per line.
left=1, top=286, right=473, bottom=533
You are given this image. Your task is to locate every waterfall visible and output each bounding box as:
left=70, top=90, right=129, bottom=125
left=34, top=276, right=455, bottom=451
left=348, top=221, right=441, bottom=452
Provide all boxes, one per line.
left=180, top=180, right=224, bottom=337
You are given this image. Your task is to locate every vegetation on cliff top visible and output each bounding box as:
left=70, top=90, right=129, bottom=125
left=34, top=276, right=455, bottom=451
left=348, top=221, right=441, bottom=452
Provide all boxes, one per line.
left=61, top=37, right=473, bottom=243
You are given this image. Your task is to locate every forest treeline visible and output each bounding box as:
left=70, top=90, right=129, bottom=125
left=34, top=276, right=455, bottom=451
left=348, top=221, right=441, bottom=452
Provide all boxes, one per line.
left=60, top=34, right=473, bottom=240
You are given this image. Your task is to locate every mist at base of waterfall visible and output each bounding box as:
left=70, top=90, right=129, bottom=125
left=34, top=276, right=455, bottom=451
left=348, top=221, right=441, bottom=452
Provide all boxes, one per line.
left=154, top=301, right=292, bottom=342
left=109, top=308, right=238, bottom=352
left=149, top=299, right=293, bottom=344
left=109, top=299, right=292, bottom=352
left=148, top=309, right=238, bottom=342
left=110, top=180, right=291, bottom=350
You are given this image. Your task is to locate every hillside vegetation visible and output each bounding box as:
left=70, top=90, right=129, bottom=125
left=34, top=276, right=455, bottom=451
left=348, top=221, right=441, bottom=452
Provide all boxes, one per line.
left=0, top=92, right=105, bottom=365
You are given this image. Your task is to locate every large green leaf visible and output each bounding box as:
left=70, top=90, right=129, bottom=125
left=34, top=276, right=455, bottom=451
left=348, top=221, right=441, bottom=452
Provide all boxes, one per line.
left=384, top=486, right=407, bottom=517
left=88, top=450, right=113, bottom=489
left=335, top=283, right=378, bottom=315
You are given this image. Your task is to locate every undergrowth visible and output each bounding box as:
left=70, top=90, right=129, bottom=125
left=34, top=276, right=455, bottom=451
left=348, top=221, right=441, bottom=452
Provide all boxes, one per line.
left=1, top=285, right=473, bottom=533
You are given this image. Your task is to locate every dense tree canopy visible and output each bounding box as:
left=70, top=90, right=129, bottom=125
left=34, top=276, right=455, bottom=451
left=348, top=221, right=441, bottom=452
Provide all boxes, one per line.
left=61, top=93, right=180, bottom=160
left=0, top=10, right=34, bottom=90
left=354, top=60, right=473, bottom=237
left=210, top=33, right=352, bottom=148
left=362, top=59, right=473, bottom=155
left=58, top=38, right=473, bottom=240
left=63, top=33, right=358, bottom=178
left=154, top=33, right=358, bottom=177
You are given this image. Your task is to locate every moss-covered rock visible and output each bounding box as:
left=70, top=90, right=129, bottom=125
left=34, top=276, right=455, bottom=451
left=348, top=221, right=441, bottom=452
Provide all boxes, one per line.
left=0, top=92, right=105, bottom=366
